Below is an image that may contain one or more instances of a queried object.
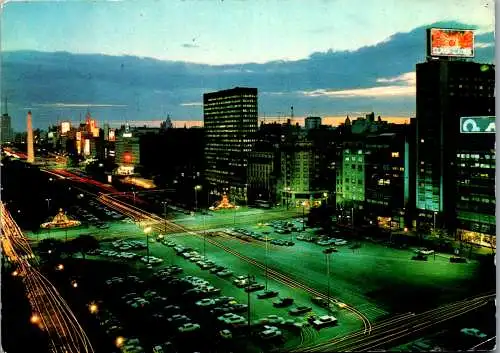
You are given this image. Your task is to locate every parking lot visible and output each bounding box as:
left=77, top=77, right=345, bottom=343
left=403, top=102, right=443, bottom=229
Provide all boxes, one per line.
left=26, top=192, right=489, bottom=352
left=88, top=235, right=356, bottom=352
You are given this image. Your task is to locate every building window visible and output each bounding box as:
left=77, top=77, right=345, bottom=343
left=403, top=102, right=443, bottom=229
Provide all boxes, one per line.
left=391, top=152, right=399, bottom=158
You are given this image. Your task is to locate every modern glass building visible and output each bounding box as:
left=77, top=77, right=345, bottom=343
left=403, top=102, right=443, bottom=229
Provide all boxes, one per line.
left=455, top=116, right=496, bottom=247
left=203, top=87, right=258, bottom=203
left=415, top=59, right=495, bottom=230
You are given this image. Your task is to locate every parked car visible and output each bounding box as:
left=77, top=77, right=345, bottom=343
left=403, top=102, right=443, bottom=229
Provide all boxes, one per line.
left=195, top=298, right=216, bottom=307
left=416, top=248, right=435, bottom=255
left=217, top=270, right=233, bottom=277
left=259, top=329, right=283, bottom=340
left=265, top=315, right=285, bottom=325
left=257, top=290, right=279, bottom=299
left=178, top=323, right=201, bottom=333
left=244, top=283, right=265, bottom=292
left=311, top=297, right=330, bottom=308
left=412, top=254, right=428, bottom=261
left=289, top=306, right=312, bottom=316
left=220, top=329, right=232, bottom=339
left=273, top=297, right=294, bottom=308
left=312, top=315, right=338, bottom=329
left=450, top=256, right=467, bottom=263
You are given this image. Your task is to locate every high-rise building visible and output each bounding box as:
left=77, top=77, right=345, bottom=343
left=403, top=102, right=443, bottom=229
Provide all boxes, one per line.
left=27, top=111, right=34, bottom=163
left=455, top=116, right=495, bottom=247
left=1, top=112, right=12, bottom=144
left=203, top=87, right=258, bottom=203
left=115, top=127, right=140, bottom=175
left=1, top=98, right=13, bottom=144
left=336, top=141, right=365, bottom=209
left=305, top=116, right=321, bottom=130
left=364, top=132, right=413, bottom=228
left=415, top=59, right=495, bottom=230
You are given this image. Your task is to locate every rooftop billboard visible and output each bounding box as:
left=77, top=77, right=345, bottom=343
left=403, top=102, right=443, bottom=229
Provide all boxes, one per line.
left=428, top=28, right=474, bottom=58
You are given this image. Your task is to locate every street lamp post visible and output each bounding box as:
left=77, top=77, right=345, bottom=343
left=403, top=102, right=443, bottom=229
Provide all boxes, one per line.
left=389, top=217, right=393, bottom=244
left=302, top=201, right=306, bottom=231
left=323, top=248, right=334, bottom=314
left=433, top=212, right=437, bottom=232
left=265, top=236, right=269, bottom=290
left=247, top=274, right=255, bottom=332
left=45, top=198, right=52, bottom=239
left=144, top=226, right=152, bottom=264
left=203, top=213, right=207, bottom=258
left=194, top=185, right=202, bottom=211
left=161, top=201, right=168, bottom=233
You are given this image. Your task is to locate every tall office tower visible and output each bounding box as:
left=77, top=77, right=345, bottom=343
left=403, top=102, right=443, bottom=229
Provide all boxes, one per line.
left=27, top=111, right=35, bottom=163
left=204, top=87, right=258, bottom=203
left=415, top=28, right=495, bottom=230
left=115, top=127, right=140, bottom=175
left=455, top=116, right=496, bottom=247
left=305, top=116, right=322, bottom=130
left=1, top=113, right=12, bottom=144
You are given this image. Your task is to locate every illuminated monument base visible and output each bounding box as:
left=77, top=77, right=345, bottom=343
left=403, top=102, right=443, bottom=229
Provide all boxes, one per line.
left=41, top=209, right=81, bottom=229
left=210, top=194, right=236, bottom=211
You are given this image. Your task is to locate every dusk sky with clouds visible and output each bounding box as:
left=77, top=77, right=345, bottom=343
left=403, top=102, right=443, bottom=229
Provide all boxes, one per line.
left=1, top=0, right=495, bottom=130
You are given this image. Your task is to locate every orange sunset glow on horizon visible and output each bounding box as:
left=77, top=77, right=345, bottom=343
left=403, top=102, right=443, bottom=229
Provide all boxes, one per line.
left=118, top=116, right=412, bottom=129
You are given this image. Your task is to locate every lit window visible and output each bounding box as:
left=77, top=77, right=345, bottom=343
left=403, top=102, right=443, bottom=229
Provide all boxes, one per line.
left=391, top=152, right=399, bottom=158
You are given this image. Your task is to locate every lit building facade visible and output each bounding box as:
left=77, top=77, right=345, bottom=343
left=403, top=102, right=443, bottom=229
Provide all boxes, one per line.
left=247, top=151, right=276, bottom=203
left=1, top=111, right=12, bottom=144
left=115, top=128, right=140, bottom=175
left=415, top=60, right=495, bottom=230
left=455, top=117, right=496, bottom=248
left=364, top=132, right=412, bottom=228
left=280, top=134, right=327, bottom=208
left=203, top=87, right=258, bottom=203
left=336, top=142, right=365, bottom=209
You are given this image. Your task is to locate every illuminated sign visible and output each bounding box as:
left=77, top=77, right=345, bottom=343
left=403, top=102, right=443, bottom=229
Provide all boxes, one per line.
left=460, top=116, right=495, bottom=133
left=123, top=132, right=132, bottom=138
left=428, top=28, right=474, bottom=58
left=61, top=121, right=71, bottom=134
left=124, top=152, right=132, bottom=163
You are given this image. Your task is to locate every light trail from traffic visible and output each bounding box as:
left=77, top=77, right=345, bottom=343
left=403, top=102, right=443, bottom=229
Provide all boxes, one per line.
left=297, top=292, right=494, bottom=352
left=96, top=193, right=373, bottom=335
left=38, top=174, right=493, bottom=352
left=1, top=203, right=95, bottom=353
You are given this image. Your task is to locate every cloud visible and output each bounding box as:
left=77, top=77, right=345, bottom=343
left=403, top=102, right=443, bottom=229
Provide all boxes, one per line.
left=301, top=71, right=416, bottom=98
left=34, top=103, right=128, bottom=108
left=181, top=43, right=199, bottom=49
left=301, top=85, right=416, bottom=98
left=180, top=102, right=202, bottom=107
left=2, top=20, right=494, bottom=130
left=376, top=72, right=416, bottom=86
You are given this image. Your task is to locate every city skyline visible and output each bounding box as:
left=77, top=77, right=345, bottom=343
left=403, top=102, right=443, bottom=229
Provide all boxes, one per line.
left=1, top=1, right=495, bottom=131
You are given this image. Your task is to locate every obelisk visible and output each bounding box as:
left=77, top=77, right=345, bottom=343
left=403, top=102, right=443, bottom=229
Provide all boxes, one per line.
left=27, top=111, right=34, bottom=163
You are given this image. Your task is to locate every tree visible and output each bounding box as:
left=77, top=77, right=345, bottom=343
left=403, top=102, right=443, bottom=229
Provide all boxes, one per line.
left=71, top=235, right=99, bottom=260
left=37, top=238, right=64, bottom=262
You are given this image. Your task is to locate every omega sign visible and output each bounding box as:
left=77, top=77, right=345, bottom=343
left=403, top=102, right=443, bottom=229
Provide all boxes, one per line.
left=460, top=116, right=496, bottom=133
